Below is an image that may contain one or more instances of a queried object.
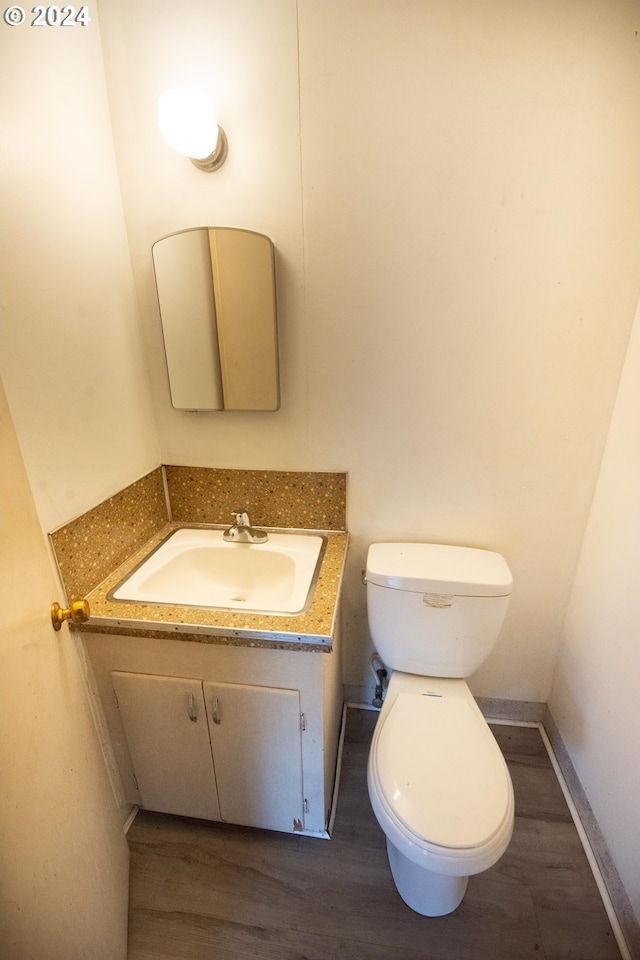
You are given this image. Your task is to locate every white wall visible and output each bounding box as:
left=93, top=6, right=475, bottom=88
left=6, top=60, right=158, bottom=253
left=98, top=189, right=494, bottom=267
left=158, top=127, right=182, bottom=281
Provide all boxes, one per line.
left=0, top=15, right=158, bottom=955
left=98, top=0, right=640, bottom=702
left=298, top=0, right=640, bottom=702
left=96, top=0, right=307, bottom=468
left=549, top=299, right=640, bottom=921
left=0, top=11, right=159, bottom=533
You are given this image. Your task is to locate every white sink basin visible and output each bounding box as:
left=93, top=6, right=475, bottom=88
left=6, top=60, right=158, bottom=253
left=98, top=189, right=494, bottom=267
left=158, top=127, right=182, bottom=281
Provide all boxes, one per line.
left=110, top=528, right=325, bottom=615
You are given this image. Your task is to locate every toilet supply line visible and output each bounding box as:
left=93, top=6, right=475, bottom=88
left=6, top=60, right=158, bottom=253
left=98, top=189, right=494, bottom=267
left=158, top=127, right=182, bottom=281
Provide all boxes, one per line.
left=370, top=653, right=387, bottom=708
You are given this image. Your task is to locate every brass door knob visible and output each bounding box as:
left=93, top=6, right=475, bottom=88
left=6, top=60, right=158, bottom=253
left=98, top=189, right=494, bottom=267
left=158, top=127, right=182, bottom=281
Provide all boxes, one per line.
left=51, top=599, right=90, bottom=631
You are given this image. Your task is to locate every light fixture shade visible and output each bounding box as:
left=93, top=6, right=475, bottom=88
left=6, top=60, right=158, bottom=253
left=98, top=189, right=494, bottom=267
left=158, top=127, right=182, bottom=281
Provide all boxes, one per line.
left=158, top=89, right=226, bottom=168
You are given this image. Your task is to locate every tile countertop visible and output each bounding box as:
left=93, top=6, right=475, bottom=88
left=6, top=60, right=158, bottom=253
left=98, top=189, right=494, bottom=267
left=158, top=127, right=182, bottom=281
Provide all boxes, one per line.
left=79, top=523, right=349, bottom=653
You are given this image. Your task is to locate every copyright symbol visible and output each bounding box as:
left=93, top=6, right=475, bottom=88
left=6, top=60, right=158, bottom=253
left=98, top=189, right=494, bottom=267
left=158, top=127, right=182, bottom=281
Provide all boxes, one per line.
left=3, top=5, right=25, bottom=25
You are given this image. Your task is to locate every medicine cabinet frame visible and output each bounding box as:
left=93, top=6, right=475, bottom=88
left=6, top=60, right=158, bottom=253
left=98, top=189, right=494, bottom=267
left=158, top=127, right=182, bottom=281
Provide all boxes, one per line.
left=152, top=226, right=280, bottom=412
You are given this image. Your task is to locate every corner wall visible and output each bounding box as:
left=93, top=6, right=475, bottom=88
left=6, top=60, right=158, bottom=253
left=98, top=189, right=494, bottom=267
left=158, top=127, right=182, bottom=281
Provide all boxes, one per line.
left=98, top=0, right=640, bottom=704
left=0, top=9, right=160, bottom=533
left=548, top=299, right=640, bottom=941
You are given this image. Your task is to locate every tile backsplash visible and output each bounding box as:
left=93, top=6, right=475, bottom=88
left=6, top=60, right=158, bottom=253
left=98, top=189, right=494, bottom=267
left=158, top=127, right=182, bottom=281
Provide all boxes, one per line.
left=50, top=468, right=167, bottom=599
left=50, top=466, right=347, bottom=601
left=165, top=466, right=347, bottom=531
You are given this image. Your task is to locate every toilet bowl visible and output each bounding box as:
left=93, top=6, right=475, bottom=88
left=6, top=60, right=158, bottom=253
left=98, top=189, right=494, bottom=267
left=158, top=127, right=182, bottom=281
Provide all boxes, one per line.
left=365, top=542, right=514, bottom=916
left=367, top=673, right=514, bottom=916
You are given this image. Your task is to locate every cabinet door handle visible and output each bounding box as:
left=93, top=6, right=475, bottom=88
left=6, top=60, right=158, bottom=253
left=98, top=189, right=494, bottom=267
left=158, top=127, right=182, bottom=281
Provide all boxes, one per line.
left=211, top=696, right=221, bottom=724
left=187, top=693, right=198, bottom=722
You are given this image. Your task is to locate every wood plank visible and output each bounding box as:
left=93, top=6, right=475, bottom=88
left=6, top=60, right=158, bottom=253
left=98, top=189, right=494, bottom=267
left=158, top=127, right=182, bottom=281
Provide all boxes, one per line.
left=127, top=711, right=623, bottom=960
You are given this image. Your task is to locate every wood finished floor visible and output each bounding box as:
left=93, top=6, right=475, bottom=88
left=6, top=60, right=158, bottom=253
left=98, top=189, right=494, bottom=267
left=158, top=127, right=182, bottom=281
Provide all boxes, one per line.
left=127, top=708, right=623, bottom=960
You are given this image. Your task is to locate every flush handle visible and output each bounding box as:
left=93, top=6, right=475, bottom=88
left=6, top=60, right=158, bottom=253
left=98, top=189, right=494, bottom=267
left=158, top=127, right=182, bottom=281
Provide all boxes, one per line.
left=51, top=599, right=90, bottom=631
left=422, top=593, right=454, bottom=608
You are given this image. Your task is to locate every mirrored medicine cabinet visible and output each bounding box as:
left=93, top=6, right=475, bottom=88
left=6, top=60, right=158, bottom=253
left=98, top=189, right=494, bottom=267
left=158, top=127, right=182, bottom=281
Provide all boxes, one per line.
left=152, top=227, right=280, bottom=411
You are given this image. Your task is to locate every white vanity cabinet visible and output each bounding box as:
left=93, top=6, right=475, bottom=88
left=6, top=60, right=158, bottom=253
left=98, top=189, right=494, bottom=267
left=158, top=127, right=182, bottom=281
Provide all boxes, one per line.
left=204, top=680, right=304, bottom=832
left=83, top=631, right=342, bottom=837
left=112, top=671, right=304, bottom=833
left=112, top=672, right=220, bottom=821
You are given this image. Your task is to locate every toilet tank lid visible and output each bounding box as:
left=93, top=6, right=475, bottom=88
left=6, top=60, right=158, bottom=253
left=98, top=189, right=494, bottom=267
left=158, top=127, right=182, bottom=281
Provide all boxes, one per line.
left=366, top=543, right=512, bottom=597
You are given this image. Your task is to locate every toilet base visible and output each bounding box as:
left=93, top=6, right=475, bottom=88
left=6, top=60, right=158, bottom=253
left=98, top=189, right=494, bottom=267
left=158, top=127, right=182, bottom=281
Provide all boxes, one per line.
left=386, top=838, right=468, bottom=917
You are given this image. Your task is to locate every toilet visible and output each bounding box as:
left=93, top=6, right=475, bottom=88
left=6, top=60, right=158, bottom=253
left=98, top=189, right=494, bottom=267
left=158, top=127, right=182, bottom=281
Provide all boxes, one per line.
left=365, top=542, right=514, bottom=917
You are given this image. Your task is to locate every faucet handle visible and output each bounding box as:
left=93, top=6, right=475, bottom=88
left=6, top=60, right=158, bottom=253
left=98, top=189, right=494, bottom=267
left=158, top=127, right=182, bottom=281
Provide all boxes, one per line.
left=224, top=509, right=268, bottom=543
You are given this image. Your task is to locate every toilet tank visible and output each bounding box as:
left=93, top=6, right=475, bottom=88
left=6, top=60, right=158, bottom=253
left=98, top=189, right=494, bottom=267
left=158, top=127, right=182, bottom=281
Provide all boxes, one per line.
left=366, top=543, right=512, bottom=678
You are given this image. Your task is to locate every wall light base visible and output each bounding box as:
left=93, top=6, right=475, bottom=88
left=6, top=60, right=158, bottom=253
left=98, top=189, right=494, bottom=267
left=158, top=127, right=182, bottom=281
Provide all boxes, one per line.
left=190, top=127, right=228, bottom=172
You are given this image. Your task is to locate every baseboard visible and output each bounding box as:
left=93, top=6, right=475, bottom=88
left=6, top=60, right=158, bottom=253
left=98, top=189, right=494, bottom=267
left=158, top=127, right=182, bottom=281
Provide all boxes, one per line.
left=326, top=703, right=349, bottom=839
left=343, top=684, right=377, bottom=707
left=123, top=805, right=139, bottom=835
left=543, top=708, right=640, bottom=960
left=476, top=696, right=546, bottom=723
left=344, top=684, right=547, bottom=724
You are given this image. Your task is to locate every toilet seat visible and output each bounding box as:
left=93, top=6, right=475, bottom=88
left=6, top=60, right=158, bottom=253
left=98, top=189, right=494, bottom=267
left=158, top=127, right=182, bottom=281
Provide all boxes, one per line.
left=368, top=691, right=514, bottom=875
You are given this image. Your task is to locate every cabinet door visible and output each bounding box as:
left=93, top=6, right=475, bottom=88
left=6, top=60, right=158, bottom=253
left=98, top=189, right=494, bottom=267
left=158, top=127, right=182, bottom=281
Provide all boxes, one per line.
left=112, top=672, right=221, bottom=821
left=204, top=682, right=304, bottom=833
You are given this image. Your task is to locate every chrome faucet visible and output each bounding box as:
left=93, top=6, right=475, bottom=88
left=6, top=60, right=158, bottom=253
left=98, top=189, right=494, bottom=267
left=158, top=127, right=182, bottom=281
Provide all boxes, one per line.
left=223, top=510, right=268, bottom=544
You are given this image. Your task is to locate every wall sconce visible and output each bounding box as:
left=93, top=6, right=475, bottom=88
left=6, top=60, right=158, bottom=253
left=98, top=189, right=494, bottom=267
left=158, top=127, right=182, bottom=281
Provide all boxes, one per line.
left=158, top=89, right=228, bottom=172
